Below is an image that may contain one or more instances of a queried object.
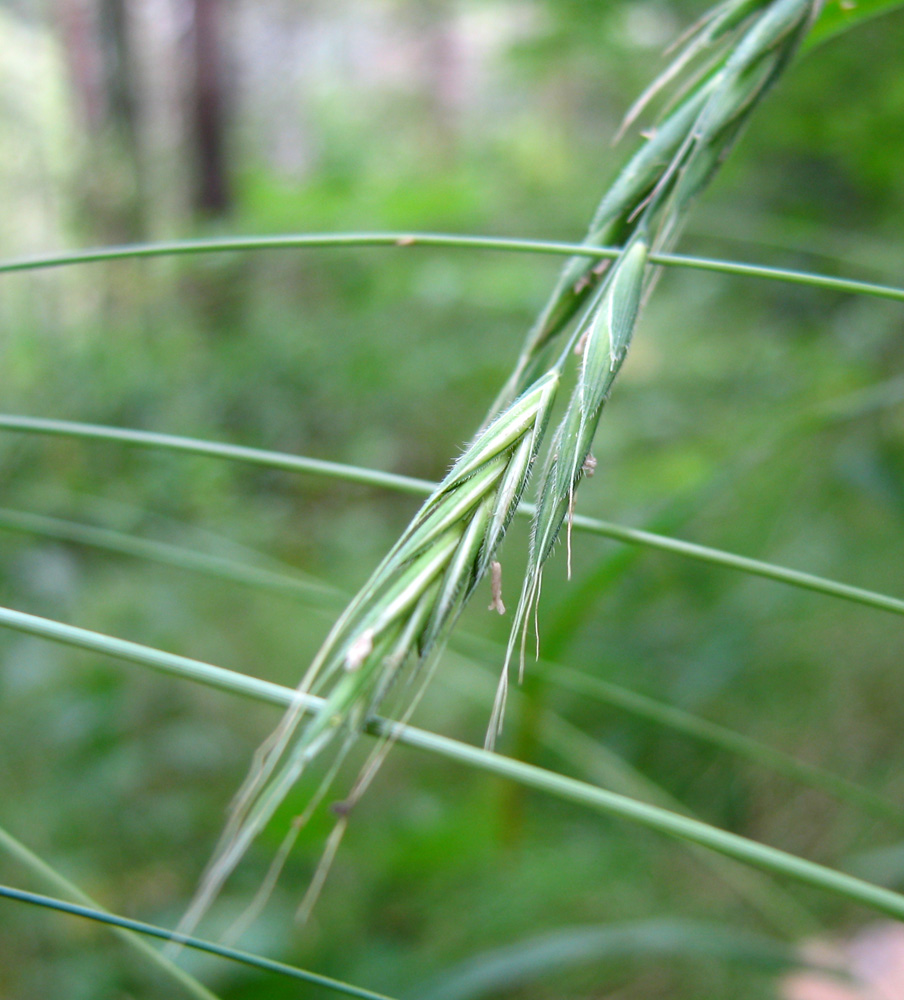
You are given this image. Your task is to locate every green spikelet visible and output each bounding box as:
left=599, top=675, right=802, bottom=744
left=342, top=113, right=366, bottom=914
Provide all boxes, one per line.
left=490, top=239, right=649, bottom=747
left=177, top=370, right=558, bottom=937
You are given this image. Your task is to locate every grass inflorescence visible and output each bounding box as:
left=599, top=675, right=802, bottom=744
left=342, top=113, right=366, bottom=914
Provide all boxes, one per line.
left=493, top=0, right=821, bottom=740
left=182, top=0, right=824, bottom=934
left=180, top=369, right=559, bottom=934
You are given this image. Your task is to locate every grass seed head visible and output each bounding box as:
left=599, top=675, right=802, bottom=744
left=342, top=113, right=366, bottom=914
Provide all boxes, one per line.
left=180, top=369, right=559, bottom=935
left=491, top=241, right=649, bottom=746
left=187, top=0, right=823, bottom=936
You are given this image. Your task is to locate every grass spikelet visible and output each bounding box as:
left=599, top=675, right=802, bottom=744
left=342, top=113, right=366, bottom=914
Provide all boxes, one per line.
left=541, top=237, right=649, bottom=573
left=178, top=370, right=559, bottom=937
left=489, top=242, right=650, bottom=747
left=494, top=0, right=820, bottom=413
left=493, top=92, right=705, bottom=408
left=489, top=0, right=820, bottom=743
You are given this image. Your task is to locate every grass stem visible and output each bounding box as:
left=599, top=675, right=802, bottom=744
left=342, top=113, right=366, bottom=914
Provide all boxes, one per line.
left=0, top=827, right=220, bottom=1000
left=0, top=232, right=900, bottom=304
left=0, top=884, right=396, bottom=1000
left=2, top=417, right=901, bottom=620
left=3, top=602, right=904, bottom=922
left=2, top=508, right=896, bottom=824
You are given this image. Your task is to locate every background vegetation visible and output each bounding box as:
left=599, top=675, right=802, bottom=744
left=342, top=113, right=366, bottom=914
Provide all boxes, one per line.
left=2, top=1, right=904, bottom=997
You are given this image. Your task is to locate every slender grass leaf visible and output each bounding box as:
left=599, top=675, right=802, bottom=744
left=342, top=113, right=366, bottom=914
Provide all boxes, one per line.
left=413, top=919, right=836, bottom=1000
left=0, top=885, right=396, bottom=1000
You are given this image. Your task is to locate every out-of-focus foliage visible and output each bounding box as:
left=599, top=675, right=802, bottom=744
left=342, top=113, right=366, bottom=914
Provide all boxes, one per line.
left=1, top=2, right=903, bottom=998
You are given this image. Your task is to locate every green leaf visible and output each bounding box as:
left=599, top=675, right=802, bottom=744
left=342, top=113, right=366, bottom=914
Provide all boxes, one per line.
left=0, top=828, right=220, bottom=1000
left=413, top=919, right=837, bottom=1000
left=804, top=0, right=904, bottom=50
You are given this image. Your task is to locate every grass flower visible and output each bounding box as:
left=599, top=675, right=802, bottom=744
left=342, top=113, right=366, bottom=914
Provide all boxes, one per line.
left=178, top=370, right=559, bottom=935
left=491, top=237, right=649, bottom=744
left=492, top=0, right=821, bottom=738
left=496, top=0, right=821, bottom=411
left=185, top=0, right=823, bottom=934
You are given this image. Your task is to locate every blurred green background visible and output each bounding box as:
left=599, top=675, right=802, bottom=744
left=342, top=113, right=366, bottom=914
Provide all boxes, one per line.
left=2, top=1, right=904, bottom=998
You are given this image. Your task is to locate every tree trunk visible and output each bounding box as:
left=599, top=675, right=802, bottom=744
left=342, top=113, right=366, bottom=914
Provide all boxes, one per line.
left=190, top=0, right=231, bottom=216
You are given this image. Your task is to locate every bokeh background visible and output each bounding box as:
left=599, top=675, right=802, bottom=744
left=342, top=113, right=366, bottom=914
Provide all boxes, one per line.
left=2, top=1, right=904, bottom=998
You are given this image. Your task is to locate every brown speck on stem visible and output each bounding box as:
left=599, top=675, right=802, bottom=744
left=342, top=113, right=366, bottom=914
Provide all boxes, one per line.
left=573, top=275, right=590, bottom=294
left=395, top=235, right=416, bottom=246
left=488, top=560, right=506, bottom=614
left=574, top=328, right=591, bottom=356
left=582, top=454, right=597, bottom=477
left=592, top=259, right=611, bottom=277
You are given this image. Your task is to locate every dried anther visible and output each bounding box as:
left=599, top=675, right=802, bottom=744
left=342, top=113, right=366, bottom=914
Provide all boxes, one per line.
left=488, top=560, right=506, bottom=614
left=344, top=628, right=375, bottom=672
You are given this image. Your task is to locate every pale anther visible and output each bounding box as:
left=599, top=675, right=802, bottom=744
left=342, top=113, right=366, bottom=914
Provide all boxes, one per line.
left=488, top=560, right=506, bottom=614
left=344, top=628, right=375, bottom=671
